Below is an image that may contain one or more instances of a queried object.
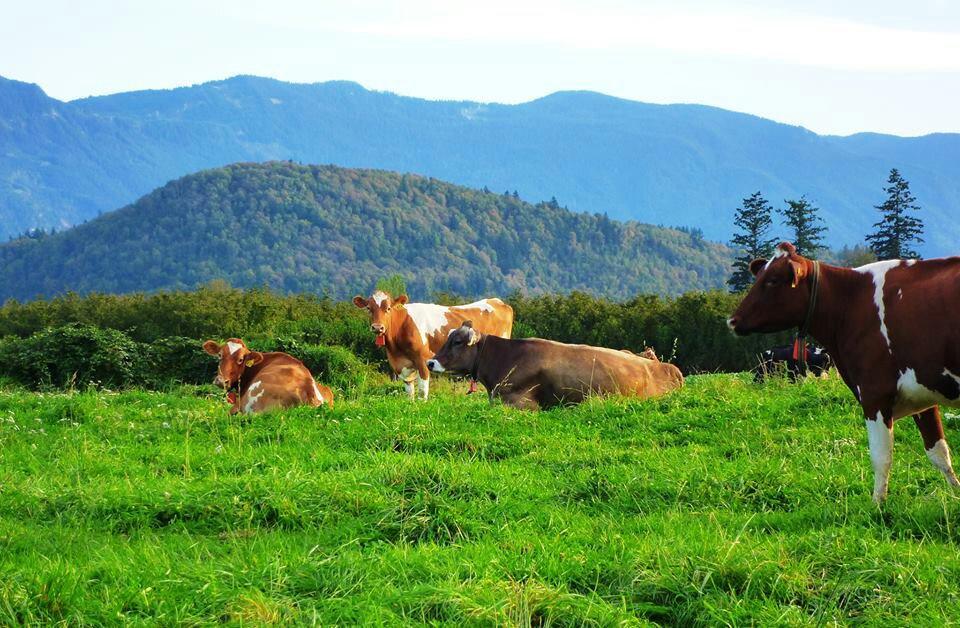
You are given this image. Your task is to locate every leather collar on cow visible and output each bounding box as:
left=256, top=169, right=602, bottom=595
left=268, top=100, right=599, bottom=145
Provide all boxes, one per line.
left=794, top=260, right=821, bottom=371
left=470, top=333, right=488, bottom=383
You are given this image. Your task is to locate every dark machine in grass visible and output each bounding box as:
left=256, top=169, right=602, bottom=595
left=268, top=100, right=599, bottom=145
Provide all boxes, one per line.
left=729, top=242, right=960, bottom=503
left=753, top=344, right=832, bottom=382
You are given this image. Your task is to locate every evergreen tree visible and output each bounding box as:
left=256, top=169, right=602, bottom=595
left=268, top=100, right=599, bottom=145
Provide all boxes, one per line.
left=865, top=169, right=924, bottom=260
left=779, top=196, right=827, bottom=257
left=728, top=192, right=777, bottom=292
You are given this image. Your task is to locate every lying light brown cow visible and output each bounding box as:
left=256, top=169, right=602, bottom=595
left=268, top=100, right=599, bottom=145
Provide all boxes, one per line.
left=203, top=338, right=333, bottom=414
left=427, top=322, right=684, bottom=410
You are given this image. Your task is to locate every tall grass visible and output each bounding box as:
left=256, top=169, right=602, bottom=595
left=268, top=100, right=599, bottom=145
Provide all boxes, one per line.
left=1, top=375, right=958, bottom=624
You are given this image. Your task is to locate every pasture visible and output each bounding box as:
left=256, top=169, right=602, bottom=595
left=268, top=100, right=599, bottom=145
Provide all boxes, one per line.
left=1, top=374, right=959, bottom=625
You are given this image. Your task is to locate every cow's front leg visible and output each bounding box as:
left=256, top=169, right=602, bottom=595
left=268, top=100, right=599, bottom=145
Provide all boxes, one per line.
left=416, top=360, right=430, bottom=401
left=399, top=367, right=417, bottom=399
left=914, top=406, right=960, bottom=488
left=864, top=408, right=895, bottom=503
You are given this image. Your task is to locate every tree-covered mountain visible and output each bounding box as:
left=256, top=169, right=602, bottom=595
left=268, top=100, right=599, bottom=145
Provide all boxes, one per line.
left=0, top=162, right=730, bottom=301
left=2, top=75, right=958, bottom=255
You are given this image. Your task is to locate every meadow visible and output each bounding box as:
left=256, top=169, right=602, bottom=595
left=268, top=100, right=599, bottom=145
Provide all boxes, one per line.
left=2, top=374, right=960, bottom=625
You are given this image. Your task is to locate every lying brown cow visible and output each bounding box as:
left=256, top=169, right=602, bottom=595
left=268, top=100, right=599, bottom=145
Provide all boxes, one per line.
left=353, top=291, right=514, bottom=399
left=426, top=322, right=684, bottom=409
left=729, top=242, right=960, bottom=502
left=203, top=338, right=333, bottom=414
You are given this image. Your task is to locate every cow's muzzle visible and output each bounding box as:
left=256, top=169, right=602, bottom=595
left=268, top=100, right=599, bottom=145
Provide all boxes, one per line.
left=371, top=323, right=385, bottom=334
left=426, top=359, right=445, bottom=373
left=726, top=316, right=751, bottom=336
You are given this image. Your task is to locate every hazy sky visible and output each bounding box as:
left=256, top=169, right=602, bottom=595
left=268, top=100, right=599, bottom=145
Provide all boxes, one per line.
left=3, top=0, right=958, bottom=136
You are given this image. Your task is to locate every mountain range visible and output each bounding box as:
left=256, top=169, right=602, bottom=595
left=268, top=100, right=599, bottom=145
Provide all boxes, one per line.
left=2, top=74, right=958, bottom=255
left=0, top=162, right=730, bottom=301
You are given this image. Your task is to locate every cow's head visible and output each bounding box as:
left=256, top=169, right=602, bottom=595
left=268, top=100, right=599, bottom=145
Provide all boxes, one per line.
left=352, top=291, right=408, bottom=339
left=427, top=321, right=481, bottom=374
left=202, top=338, right=264, bottom=389
left=728, top=242, right=815, bottom=336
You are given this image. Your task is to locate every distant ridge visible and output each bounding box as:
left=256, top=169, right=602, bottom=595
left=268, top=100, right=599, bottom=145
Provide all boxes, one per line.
left=0, top=162, right=732, bottom=301
left=1, top=74, right=958, bottom=254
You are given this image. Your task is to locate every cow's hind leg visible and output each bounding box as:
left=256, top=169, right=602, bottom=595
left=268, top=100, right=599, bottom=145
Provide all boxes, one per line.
left=865, top=410, right=895, bottom=503
left=914, top=406, right=960, bottom=488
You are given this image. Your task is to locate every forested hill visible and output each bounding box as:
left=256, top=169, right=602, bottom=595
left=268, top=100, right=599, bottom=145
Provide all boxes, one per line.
left=0, top=163, right=731, bottom=301
left=2, top=74, right=959, bottom=255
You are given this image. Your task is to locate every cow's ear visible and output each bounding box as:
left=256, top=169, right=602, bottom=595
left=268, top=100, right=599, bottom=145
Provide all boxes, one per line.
left=462, top=320, right=473, bottom=329
left=352, top=296, right=367, bottom=308
left=395, top=294, right=409, bottom=306
left=242, top=351, right=264, bottom=368
left=749, top=259, right=767, bottom=277
left=467, top=329, right=480, bottom=346
left=789, top=260, right=807, bottom=288
left=202, top=340, right=221, bottom=356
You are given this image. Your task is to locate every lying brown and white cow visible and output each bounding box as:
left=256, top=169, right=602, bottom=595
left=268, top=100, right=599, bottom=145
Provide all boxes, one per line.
left=202, top=338, right=333, bottom=414
left=352, top=291, right=514, bottom=400
left=729, top=242, right=960, bottom=502
left=426, top=322, right=684, bottom=409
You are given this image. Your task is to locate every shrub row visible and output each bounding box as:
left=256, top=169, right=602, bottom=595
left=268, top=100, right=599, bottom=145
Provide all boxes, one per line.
left=0, top=324, right=373, bottom=394
left=0, top=286, right=787, bottom=377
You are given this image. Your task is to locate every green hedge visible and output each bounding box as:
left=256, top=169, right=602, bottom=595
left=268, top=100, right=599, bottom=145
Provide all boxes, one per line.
left=0, top=324, right=141, bottom=389
left=0, top=286, right=789, bottom=376
left=0, top=324, right=374, bottom=394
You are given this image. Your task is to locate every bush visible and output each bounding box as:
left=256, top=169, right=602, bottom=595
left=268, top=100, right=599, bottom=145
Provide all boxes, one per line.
left=0, top=323, right=140, bottom=389
left=141, top=336, right=216, bottom=387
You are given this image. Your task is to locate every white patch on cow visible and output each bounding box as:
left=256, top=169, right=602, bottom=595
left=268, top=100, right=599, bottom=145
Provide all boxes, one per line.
left=418, top=376, right=430, bottom=400
left=243, top=380, right=264, bottom=414
left=854, top=259, right=903, bottom=351
left=454, top=299, right=496, bottom=313
left=865, top=413, right=893, bottom=503
left=894, top=368, right=960, bottom=416
left=227, top=341, right=243, bottom=355
left=404, top=303, right=450, bottom=345
left=943, top=368, right=960, bottom=388
left=926, top=439, right=960, bottom=486
left=897, top=288, right=903, bottom=300
left=905, top=259, right=917, bottom=266
left=427, top=359, right=445, bottom=373
left=404, top=380, right=415, bottom=398
left=372, top=291, right=389, bottom=307
left=311, top=381, right=325, bottom=404
left=763, top=246, right=790, bottom=271
left=399, top=366, right=416, bottom=381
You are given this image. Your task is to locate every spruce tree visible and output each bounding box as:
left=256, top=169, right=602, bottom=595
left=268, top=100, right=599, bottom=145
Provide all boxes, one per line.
left=728, top=191, right=777, bottom=292
left=865, top=168, right=924, bottom=260
left=779, top=196, right=826, bottom=257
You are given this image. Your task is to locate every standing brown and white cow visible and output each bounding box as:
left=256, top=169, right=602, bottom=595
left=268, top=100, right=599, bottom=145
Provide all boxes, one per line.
left=352, top=291, right=514, bottom=399
left=729, top=242, right=960, bottom=502
left=427, top=322, right=684, bottom=410
left=203, top=338, right=333, bottom=414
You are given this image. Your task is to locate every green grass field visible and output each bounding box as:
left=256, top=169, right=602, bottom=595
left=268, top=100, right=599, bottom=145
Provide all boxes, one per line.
left=2, top=374, right=959, bottom=625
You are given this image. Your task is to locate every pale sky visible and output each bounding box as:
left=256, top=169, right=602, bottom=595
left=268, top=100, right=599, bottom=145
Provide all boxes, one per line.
left=3, top=0, right=958, bottom=136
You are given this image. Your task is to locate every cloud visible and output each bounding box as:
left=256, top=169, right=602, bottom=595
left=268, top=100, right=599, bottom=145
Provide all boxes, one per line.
left=323, top=1, right=960, bottom=73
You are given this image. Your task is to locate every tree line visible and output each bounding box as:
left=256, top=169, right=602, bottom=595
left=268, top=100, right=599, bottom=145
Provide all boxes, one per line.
left=728, top=168, right=925, bottom=291
left=0, top=284, right=785, bottom=392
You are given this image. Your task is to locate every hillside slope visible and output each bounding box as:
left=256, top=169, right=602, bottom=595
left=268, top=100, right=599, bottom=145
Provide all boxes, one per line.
left=2, top=75, right=958, bottom=254
left=0, top=162, right=730, bottom=301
